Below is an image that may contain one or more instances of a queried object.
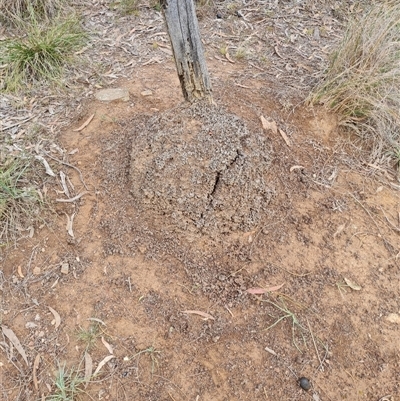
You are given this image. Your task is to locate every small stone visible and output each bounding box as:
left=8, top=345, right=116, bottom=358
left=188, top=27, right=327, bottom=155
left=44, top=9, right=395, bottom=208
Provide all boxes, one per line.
left=25, top=322, right=38, bottom=329
left=61, top=262, right=69, bottom=275
left=386, top=313, right=400, bottom=324
left=299, top=377, right=311, bottom=391
left=141, top=89, right=153, bottom=97
left=216, top=12, right=223, bottom=19
left=33, top=266, right=41, bottom=275
left=95, top=88, right=129, bottom=102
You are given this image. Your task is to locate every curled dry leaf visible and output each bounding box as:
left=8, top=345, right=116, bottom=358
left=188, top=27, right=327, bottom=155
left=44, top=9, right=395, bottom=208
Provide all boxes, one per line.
left=48, top=306, right=61, bottom=329
left=1, top=326, right=29, bottom=366
left=344, top=277, right=362, bottom=291
left=93, top=355, right=115, bottom=376
left=84, top=352, right=93, bottom=387
left=247, top=283, right=285, bottom=294
left=32, top=354, right=41, bottom=390
left=290, top=165, right=304, bottom=172
left=17, top=265, right=24, bottom=278
left=73, top=114, right=95, bottom=132
left=183, top=310, right=215, bottom=320
left=101, top=337, right=114, bottom=354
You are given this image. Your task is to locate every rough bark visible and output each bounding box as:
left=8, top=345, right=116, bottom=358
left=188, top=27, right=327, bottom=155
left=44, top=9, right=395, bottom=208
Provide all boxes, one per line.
left=161, top=0, right=212, bottom=102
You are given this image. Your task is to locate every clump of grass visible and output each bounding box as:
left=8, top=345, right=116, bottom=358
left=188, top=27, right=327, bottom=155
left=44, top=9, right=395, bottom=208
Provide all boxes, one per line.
left=117, top=0, right=139, bottom=16
left=76, top=322, right=102, bottom=351
left=263, top=297, right=307, bottom=352
left=0, top=0, right=67, bottom=25
left=0, top=157, right=42, bottom=246
left=0, top=12, right=85, bottom=92
left=235, top=47, right=246, bottom=60
left=309, top=2, right=400, bottom=161
left=47, top=363, right=86, bottom=401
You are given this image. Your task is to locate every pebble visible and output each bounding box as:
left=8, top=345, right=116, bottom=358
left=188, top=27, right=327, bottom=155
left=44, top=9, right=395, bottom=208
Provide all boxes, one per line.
left=386, top=313, right=400, bottom=324
left=95, top=88, right=130, bottom=102
left=61, top=262, right=69, bottom=275
left=299, top=377, right=311, bottom=391
left=141, top=89, right=153, bottom=96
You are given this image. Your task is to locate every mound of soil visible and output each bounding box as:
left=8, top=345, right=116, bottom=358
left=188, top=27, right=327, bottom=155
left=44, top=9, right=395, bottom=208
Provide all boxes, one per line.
left=129, top=102, right=274, bottom=237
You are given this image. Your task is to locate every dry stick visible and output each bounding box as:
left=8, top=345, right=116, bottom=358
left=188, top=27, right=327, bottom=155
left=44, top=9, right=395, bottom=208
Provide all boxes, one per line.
left=1, top=116, right=35, bottom=132
left=306, top=318, right=322, bottom=370
left=56, top=192, right=89, bottom=203
left=44, top=153, right=89, bottom=190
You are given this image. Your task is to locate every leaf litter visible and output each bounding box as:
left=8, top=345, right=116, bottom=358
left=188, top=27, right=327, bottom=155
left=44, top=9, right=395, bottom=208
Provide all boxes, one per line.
left=1, top=326, right=29, bottom=366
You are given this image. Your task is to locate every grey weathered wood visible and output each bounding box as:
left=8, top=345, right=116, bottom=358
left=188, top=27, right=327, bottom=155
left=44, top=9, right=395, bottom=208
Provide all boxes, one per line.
left=161, top=0, right=212, bottom=102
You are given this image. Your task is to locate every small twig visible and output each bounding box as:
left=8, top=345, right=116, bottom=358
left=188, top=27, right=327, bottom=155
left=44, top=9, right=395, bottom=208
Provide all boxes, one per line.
left=56, top=192, right=88, bottom=203
left=1, top=116, right=35, bottom=132
left=44, top=153, right=89, bottom=190
left=306, top=318, right=322, bottom=370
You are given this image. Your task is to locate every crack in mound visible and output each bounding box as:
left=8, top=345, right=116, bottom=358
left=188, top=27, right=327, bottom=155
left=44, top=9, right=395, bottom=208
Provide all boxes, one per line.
left=130, top=102, right=274, bottom=236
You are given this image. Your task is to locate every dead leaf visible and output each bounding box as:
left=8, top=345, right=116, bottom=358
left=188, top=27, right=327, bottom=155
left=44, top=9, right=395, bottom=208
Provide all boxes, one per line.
left=247, top=284, right=285, bottom=294
left=182, top=310, right=215, bottom=320
left=264, top=346, right=277, bottom=356
left=73, top=114, right=94, bottom=132
left=101, top=337, right=114, bottom=354
left=225, top=51, right=235, bottom=64
left=333, top=223, right=346, bottom=238
left=84, top=352, right=93, bottom=387
left=32, top=354, right=41, bottom=390
left=48, top=306, right=61, bottom=329
left=65, top=213, right=75, bottom=238
left=290, top=165, right=304, bottom=172
left=35, top=156, right=56, bottom=177
left=93, top=355, right=115, bottom=376
left=17, top=265, right=24, bottom=278
left=260, top=116, right=277, bottom=134
left=2, top=326, right=29, bottom=366
left=344, top=277, right=362, bottom=291
left=87, top=317, right=106, bottom=326
left=279, top=128, right=291, bottom=147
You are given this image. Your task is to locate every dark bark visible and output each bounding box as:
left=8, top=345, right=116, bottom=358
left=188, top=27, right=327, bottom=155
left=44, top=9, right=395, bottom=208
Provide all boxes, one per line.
left=161, top=0, right=212, bottom=102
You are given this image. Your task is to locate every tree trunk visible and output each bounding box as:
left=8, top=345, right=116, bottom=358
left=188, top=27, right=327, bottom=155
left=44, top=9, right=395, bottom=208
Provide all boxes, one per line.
left=161, top=0, right=212, bottom=102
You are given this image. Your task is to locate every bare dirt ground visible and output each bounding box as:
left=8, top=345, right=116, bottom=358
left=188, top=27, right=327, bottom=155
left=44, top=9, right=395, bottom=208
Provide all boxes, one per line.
left=1, top=1, right=400, bottom=401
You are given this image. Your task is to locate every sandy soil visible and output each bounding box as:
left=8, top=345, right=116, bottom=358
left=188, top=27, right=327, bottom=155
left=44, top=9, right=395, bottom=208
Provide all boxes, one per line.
left=1, top=2, right=399, bottom=401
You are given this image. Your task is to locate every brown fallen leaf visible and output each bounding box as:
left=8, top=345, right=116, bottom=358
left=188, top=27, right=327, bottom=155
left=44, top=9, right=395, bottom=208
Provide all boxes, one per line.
left=73, top=114, right=94, bottom=132
left=260, top=116, right=278, bottom=134
left=2, top=326, right=29, bottom=366
left=17, top=265, right=24, bottom=278
left=101, top=337, right=114, bottom=354
left=182, top=310, right=215, bottom=320
left=84, top=352, right=93, bottom=387
left=48, top=306, right=61, bottom=329
left=93, top=355, right=115, bottom=376
left=279, top=128, right=291, bottom=147
left=247, top=283, right=285, bottom=294
left=344, top=277, right=362, bottom=291
left=33, top=354, right=41, bottom=390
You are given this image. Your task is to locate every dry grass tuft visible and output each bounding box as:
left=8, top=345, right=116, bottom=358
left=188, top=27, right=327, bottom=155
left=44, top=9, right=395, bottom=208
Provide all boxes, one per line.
left=309, top=2, right=400, bottom=161
left=0, top=156, right=43, bottom=246
left=0, top=0, right=68, bottom=24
